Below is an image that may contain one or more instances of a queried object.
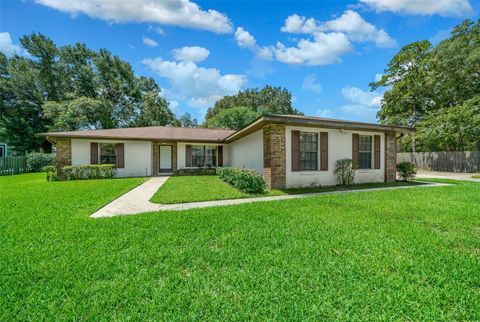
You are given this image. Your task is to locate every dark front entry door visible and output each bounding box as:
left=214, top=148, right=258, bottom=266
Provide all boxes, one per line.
left=159, top=145, right=173, bottom=173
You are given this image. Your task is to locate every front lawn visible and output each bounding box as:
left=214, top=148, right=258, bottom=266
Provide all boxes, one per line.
left=1, top=173, right=479, bottom=320
left=150, top=175, right=282, bottom=204
left=151, top=175, right=423, bottom=204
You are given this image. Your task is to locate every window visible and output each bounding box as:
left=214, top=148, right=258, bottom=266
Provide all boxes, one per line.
left=359, top=135, right=373, bottom=169
left=299, top=132, right=318, bottom=171
left=0, top=145, right=4, bottom=157
left=192, top=145, right=217, bottom=167
left=100, top=143, right=116, bottom=165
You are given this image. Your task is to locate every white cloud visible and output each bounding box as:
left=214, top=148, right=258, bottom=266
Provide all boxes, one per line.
left=235, top=27, right=273, bottom=60
left=142, top=37, right=158, bottom=47
left=172, top=46, right=210, bottom=62
left=274, top=32, right=352, bottom=65
left=360, top=0, right=472, bottom=17
left=301, top=74, right=323, bottom=94
left=0, top=32, right=21, bottom=56
left=142, top=57, right=246, bottom=110
left=323, top=10, right=396, bottom=48
left=340, top=105, right=379, bottom=123
left=316, top=108, right=335, bottom=118
left=281, top=10, right=396, bottom=48
left=374, top=73, right=383, bottom=82
left=35, top=0, right=233, bottom=33
left=342, top=86, right=383, bottom=107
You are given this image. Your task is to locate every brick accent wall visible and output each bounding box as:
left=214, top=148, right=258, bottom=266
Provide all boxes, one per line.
left=54, top=138, right=71, bottom=180
left=385, top=132, right=397, bottom=182
left=263, top=124, right=286, bottom=189
left=152, top=142, right=177, bottom=176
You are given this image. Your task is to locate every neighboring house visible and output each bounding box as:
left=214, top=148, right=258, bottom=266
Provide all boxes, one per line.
left=46, top=115, right=413, bottom=188
left=0, top=142, right=7, bottom=157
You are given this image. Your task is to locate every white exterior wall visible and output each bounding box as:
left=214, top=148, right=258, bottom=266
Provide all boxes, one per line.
left=177, top=142, right=229, bottom=169
left=285, top=126, right=385, bottom=188
left=71, top=139, right=152, bottom=177
left=227, top=129, right=264, bottom=173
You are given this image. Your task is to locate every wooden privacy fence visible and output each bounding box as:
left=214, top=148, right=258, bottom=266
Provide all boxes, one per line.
left=397, top=151, right=480, bottom=173
left=0, top=156, right=28, bottom=176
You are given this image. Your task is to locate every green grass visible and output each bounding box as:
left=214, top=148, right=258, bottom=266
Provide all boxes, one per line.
left=151, top=175, right=423, bottom=204
left=472, top=174, right=480, bottom=178
left=1, top=173, right=480, bottom=320
left=150, top=175, right=283, bottom=204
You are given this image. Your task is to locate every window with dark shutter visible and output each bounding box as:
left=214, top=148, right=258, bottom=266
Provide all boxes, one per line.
left=218, top=146, right=223, bottom=167
left=374, top=135, right=381, bottom=169
left=116, top=143, right=125, bottom=168
left=185, top=145, right=192, bottom=167
left=352, top=134, right=359, bottom=169
left=291, top=130, right=300, bottom=172
left=320, top=132, right=328, bottom=171
left=90, top=142, right=98, bottom=164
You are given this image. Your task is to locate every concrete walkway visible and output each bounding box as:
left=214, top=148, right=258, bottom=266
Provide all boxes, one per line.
left=416, top=170, right=480, bottom=182
left=90, top=178, right=451, bottom=218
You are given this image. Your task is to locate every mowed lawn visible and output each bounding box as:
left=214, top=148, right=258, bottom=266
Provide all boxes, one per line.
left=1, top=173, right=480, bottom=320
left=150, top=175, right=283, bottom=204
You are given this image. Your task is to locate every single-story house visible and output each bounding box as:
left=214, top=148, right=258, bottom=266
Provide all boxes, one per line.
left=46, top=115, right=413, bottom=188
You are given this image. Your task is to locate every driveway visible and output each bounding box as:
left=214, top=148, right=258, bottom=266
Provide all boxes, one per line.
left=416, top=170, right=480, bottom=182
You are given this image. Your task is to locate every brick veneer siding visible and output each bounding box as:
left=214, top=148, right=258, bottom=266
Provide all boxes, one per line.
left=385, top=132, right=397, bottom=182
left=263, top=124, right=286, bottom=189
left=54, top=138, right=71, bottom=180
left=152, top=142, right=177, bottom=176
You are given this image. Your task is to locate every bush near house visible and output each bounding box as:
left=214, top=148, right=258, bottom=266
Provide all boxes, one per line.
left=217, top=167, right=266, bottom=193
left=396, top=162, right=417, bottom=181
left=26, top=152, right=56, bottom=172
left=335, top=159, right=356, bottom=186
left=62, top=164, right=117, bottom=181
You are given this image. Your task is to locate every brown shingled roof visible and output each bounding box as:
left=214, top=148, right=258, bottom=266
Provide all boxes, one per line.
left=46, top=126, right=235, bottom=143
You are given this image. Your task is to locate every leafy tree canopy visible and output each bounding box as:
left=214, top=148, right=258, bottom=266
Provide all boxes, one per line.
left=204, top=106, right=261, bottom=130
left=205, top=85, right=302, bottom=125
left=371, top=19, right=480, bottom=151
left=0, top=33, right=177, bottom=152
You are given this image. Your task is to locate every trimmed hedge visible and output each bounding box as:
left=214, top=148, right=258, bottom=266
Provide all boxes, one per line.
left=174, top=168, right=217, bottom=176
left=217, top=167, right=266, bottom=193
left=62, top=164, right=117, bottom=181
left=27, top=152, right=56, bottom=172
left=42, top=165, right=57, bottom=182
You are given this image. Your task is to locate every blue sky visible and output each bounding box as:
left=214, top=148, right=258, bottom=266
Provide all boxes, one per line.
left=1, top=0, right=478, bottom=123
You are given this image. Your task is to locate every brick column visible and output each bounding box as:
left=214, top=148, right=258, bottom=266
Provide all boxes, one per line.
left=54, top=138, right=71, bottom=180
left=152, top=142, right=159, bottom=176
left=385, top=132, right=397, bottom=182
left=171, top=143, right=177, bottom=172
left=263, top=124, right=286, bottom=189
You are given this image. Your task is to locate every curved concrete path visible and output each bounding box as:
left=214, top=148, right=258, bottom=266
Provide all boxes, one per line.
left=90, top=177, right=452, bottom=218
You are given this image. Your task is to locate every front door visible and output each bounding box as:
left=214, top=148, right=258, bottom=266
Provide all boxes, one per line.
left=159, top=145, right=173, bottom=173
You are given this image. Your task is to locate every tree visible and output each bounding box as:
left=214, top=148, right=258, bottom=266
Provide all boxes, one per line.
left=0, top=33, right=178, bottom=152
left=415, top=96, right=480, bottom=151
left=370, top=40, right=432, bottom=151
left=178, top=113, right=198, bottom=128
left=204, top=106, right=260, bottom=130
left=205, top=85, right=302, bottom=121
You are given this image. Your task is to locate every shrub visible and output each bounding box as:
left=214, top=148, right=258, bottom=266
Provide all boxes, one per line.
left=27, top=152, right=56, bottom=172
left=335, top=159, right=355, bottom=186
left=217, top=167, right=266, bottom=193
left=62, top=164, right=117, bottom=180
left=396, top=162, right=416, bottom=181
left=174, top=168, right=217, bottom=176
left=42, top=165, right=57, bottom=181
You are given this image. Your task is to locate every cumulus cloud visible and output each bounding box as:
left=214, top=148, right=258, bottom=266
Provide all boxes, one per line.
left=301, top=74, right=323, bottom=94
left=0, top=32, right=21, bottom=56
left=172, top=46, right=210, bottom=62
left=274, top=32, right=352, bottom=65
left=316, top=108, right=335, bottom=118
left=235, top=27, right=273, bottom=60
left=35, top=0, right=233, bottom=33
left=142, top=57, right=246, bottom=110
left=338, top=86, right=383, bottom=122
left=360, top=0, right=472, bottom=17
left=142, top=37, right=158, bottom=47
left=281, top=10, right=396, bottom=48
